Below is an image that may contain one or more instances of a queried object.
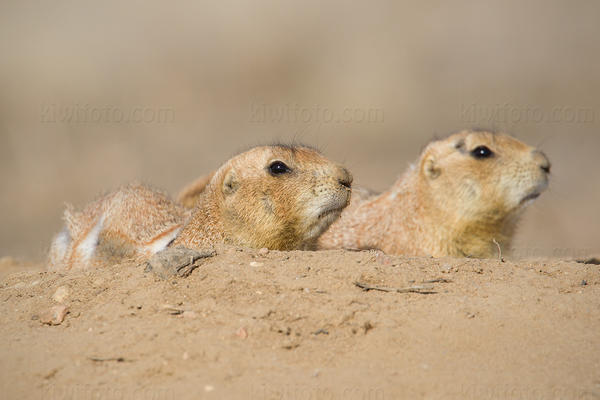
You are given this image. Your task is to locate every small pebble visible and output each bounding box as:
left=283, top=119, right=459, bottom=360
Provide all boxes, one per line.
left=375, top=252, right=393, bottom=265
left=182, top=311, right=197, bottom=319
left=51, top=286, right=69, bottom=303
left=258, top=247, right=269, bottom=256
left=204, top=385, right=215, bottom=392
left=161, top=304, right=184, bottom=315
left=182, top=352, right=189, bottom=360
left=249, top=261, right=263, bottom=267
left=40, top=305, right=69, bottom=325
left=11, top=282, right=26, bottom=290
left=236, top=327, right=248, bottom=339
left=92, top=278, right=105, bottom=287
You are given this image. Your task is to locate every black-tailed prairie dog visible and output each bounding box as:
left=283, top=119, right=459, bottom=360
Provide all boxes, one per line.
left=319, top=130, right=550, bottom=258
left=48, top=145, right=352, bottom=271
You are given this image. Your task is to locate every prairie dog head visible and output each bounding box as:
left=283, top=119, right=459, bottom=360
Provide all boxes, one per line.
left=418, top=130, right=550, bottom=227
left=206, top=145, right=352, bottom=250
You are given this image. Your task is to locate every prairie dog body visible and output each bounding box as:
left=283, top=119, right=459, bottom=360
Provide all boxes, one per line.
left=318, top=130, right=550, bottom=258
left=48, top=145, right=352, bottom=270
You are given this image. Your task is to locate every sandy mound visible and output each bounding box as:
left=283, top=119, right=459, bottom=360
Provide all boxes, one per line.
left=1, top=250, right=599, bottom=399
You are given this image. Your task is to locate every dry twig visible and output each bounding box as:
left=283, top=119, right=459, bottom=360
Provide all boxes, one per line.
left=89, top=357, right=131, bottom=363
left=492, top=238, right=505, bottom=262
left=354, top=281, right=436, bottom=294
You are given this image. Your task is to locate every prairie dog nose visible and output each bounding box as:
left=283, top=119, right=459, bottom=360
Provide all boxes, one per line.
left=532, top=150, right=551, bottom=173
left=336, top=166, right=353, bottom=189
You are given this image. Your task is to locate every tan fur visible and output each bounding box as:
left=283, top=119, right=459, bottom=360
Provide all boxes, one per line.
left=318, top=130, right=550, bottom=258
left=47, top=184, right=189, bottom=271
left=48, top=145, right=352, bottom=271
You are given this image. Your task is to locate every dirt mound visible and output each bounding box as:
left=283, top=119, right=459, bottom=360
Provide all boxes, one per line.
left=1, top=250, right=599, bottom=399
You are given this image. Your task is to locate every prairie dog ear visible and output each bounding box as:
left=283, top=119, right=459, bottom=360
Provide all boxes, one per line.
left=422, top=154, right=441, bottom=180
left=222, top=169, right=239, bottom=195
left=176, top=171, right=215, bottom=208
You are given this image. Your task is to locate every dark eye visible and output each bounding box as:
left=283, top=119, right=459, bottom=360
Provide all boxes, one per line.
left=471, top=145, right=494, bottom=159
left=268, top=161, right=291, bottom=175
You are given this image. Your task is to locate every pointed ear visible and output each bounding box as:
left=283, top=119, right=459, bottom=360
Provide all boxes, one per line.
left=222, top=169, right=239, bottom=195
left=176, top=171, right=215, bottom=208
left=421, top=154, right=441, bottom=180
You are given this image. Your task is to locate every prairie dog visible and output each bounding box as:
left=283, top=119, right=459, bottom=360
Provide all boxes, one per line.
left=318, top=130, right=550, bottom=258
left=48, top=145, right=352, bottom=270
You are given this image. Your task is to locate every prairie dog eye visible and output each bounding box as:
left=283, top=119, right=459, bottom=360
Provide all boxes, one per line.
left=471, top=145, right=494, bottom=159
left=268, top=161, right=291, bottom=175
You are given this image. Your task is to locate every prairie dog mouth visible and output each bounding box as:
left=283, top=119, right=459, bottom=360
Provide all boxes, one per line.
left=318, top=205, right=344, bottom=219
left=519, top=178, right=548, bottom=206
left=316, top=190, right=350, bottom=220
left=304, top=202, right=346, bottom=241
left=519, top=191, right=541, bottom=205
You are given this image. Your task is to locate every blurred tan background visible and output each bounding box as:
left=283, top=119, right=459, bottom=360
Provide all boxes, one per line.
left=1, top=0, right=598, bottom=261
